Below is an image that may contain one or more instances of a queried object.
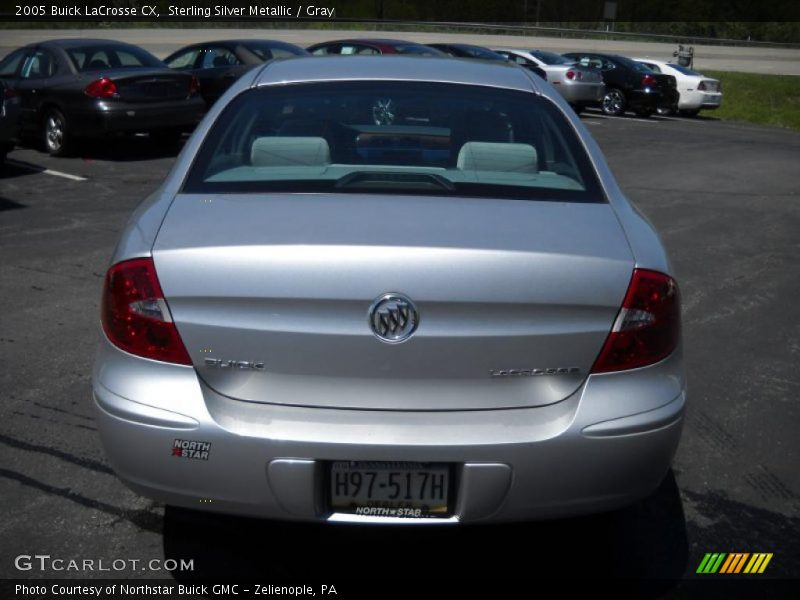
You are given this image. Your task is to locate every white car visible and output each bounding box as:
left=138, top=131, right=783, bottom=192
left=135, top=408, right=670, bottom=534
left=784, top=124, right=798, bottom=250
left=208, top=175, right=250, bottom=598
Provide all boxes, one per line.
left=633, top=58, right=722, bottom=116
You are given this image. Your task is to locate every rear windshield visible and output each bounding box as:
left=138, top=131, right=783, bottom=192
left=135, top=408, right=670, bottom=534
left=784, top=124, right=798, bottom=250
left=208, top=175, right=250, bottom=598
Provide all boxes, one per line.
left=393, top=45, right=442, bottom=56
left=67, top=45, right=162, bottom=71
left=625, top=58, right=654, bottom=73
left=184, top=81, right=604, bottom=203
left=530, top=51, right=572, bottom=65
left=667, top=63, right=702, bottom=76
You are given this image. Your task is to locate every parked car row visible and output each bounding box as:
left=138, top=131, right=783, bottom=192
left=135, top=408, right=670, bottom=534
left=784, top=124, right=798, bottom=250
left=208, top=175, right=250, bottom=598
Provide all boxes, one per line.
left=0, top=36, right=723, bottom=159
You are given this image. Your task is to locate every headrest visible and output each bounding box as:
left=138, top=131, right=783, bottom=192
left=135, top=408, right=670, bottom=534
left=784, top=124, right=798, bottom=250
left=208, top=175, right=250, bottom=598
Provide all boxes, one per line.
left=456, top=142, right=538, bottom=173
left=250, top=136, right=331, bottom=167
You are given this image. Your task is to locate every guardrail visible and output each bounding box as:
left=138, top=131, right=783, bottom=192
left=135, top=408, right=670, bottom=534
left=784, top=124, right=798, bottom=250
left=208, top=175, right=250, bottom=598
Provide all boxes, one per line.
left=0, top=17, right=797, bottom=49
left=364, top=20, right=800, bottom=49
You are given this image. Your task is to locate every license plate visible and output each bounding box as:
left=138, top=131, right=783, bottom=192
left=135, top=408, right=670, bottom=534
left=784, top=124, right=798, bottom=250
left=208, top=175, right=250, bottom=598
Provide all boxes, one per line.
left=329, top=461, right=451, bottom=518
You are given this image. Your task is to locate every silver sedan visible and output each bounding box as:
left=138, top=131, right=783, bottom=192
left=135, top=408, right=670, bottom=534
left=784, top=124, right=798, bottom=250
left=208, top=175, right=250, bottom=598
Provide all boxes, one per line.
left=494, top=48, right=605, bottom=112
left=93, top=55, right=684, bottom=524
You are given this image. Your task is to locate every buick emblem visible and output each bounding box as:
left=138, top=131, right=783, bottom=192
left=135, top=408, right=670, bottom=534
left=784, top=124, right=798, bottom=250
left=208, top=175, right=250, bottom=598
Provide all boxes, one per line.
left=368, top=293, right=419, bottom=343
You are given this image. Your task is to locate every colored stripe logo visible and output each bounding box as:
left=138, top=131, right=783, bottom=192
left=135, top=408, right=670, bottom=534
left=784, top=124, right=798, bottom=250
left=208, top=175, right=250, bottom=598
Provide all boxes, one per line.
left=696, top=553, right=773, bottom=574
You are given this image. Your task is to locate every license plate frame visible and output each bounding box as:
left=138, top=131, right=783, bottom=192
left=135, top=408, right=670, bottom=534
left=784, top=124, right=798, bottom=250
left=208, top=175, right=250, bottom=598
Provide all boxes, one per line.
left=327, top=461, right=453, bottom=519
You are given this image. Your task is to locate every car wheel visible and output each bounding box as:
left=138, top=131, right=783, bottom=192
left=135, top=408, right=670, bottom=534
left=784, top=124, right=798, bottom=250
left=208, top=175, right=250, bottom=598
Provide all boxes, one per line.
left=43, top=108, right=70, bottom=156
left=680, top=109, right=700, bottom=118
left=656, top=106, right=674, bottom=116
left=601, top=88, right=626, bottom=116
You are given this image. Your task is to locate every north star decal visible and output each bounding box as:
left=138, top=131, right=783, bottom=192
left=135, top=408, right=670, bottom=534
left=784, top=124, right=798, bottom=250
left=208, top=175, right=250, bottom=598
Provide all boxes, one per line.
left=172, top=439, right=211, bottom=460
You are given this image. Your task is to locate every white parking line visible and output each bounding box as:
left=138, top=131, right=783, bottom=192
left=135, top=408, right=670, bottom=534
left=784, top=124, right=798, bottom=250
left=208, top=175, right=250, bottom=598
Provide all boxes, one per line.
left=582, top=112, right=659, bottom=124
left=6, top=159, right=87, bottom=182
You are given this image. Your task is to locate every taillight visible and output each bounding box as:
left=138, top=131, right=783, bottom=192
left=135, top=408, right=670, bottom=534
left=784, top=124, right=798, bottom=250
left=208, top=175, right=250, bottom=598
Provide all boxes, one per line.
left=3, top=86, right=17, bottom=99
left=84, top=77, right=118, bottom=99
left=101, top=258, right=191, bottom=365
left=566, top=70, right=575, bottom=80
left=641, top=74, right=657, bottom=87
left=591, top=269, right=680, bottom=374
left=188, top=75, right=200, bottom=97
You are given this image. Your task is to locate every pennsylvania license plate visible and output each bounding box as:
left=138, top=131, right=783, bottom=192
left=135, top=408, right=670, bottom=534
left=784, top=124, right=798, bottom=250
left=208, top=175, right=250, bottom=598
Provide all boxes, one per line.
left=329, top=461, right=451, bottom=518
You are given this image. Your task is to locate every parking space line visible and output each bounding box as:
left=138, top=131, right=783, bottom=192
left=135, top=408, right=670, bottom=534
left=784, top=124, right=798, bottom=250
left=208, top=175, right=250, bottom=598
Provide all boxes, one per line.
left=6, top=159, right=87, bottom=182
left=582, top=112, right=659, bottom=124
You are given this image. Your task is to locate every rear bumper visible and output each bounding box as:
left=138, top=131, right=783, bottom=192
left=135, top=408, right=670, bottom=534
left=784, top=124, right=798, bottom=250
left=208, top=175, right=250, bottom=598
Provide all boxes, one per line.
left=0, top=104, right=21, bottom=147
left=657, top=88, right=680, bottom=110
left=93, top=334, right=685, bottom=524
left=557, top=82, right=605, bottom=104
left=626, top=90, right=661, bottom=112
left=72, top=98, right=205, bottom=136
left=679, top=91, right=723, bottom=110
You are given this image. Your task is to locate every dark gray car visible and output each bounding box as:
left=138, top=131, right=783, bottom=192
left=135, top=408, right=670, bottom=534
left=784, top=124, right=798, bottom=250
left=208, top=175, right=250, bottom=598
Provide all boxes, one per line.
left=0, top=39, right=206, bottom=156
left=163, top=39, right=308, bottom=107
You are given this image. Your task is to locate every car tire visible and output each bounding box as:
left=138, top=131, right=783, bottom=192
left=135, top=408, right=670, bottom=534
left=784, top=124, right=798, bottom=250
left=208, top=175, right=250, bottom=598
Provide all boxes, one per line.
left=601, top=88, right=626, bottom=116
left=680, top=109, right=700, bottom=117
left=42, top=108, right=70, bottom=157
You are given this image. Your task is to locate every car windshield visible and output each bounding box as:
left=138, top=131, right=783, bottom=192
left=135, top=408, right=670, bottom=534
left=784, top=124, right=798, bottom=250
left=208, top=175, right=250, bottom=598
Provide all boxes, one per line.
left=667, top=63, right=703, bottom=76
left=244, top=41, right=305, bottom=60
left=67, top=45, right=163, bottom=71
left=184, top=81, right=604, bottom=203
left=529, top=51, right=573, bottom=65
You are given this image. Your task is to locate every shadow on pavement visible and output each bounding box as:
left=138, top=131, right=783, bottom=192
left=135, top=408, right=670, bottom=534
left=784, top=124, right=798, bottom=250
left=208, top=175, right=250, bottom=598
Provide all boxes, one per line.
left=0, top=196, right=27, bottom=210
left=11, top=134, right=185, bottom=162
left=163, top=471, right=687, bottom=593
left=73, top=135, right=185, bottom=161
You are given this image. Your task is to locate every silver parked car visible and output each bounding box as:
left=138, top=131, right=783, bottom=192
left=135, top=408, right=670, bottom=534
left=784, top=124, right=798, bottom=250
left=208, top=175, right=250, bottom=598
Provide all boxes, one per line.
left=94, top=56, right=685, bottom=524
left=493, top=48, right=605, bottom=112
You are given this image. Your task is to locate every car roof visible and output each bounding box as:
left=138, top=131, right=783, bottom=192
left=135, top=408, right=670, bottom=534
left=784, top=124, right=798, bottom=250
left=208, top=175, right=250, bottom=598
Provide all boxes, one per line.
left=187, top=39, right=300, bottom=47
left=253, top=55, right=541, bottom=93
left=308, top=38, right=430, bottom=48
left=632, top=57, right=677, bottom=68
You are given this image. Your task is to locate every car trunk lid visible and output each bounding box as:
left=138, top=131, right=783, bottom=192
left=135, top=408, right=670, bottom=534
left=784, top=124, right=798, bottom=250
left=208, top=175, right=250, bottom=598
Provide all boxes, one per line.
left=94, top=68, right=193, bottom=102
left=153, top=193, right=634, bottom=411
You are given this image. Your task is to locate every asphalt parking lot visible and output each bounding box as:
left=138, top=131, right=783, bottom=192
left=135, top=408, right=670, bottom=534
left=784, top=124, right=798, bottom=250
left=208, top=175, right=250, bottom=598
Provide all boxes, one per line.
left=1, top=109, right=798, bottom=591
